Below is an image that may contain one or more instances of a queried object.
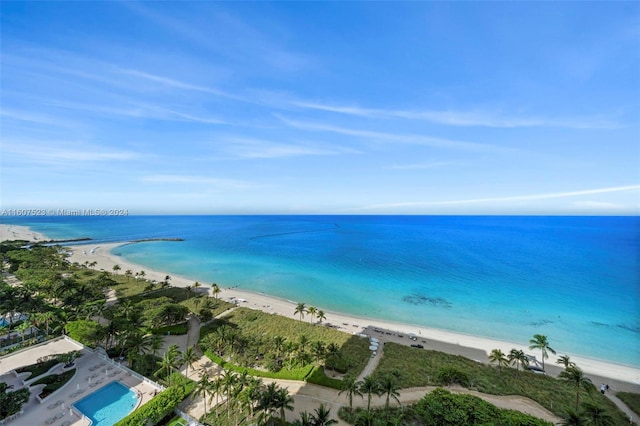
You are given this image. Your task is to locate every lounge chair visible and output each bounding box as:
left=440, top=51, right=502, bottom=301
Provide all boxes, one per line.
left=45, top=416, right=56, bottom=424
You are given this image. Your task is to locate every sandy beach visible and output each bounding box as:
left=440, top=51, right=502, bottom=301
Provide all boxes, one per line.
left=61, top=240, right=640, bottom=389
left=2, top=224, right=639, bottom=389
left=0, top=224, right=48, bottom=242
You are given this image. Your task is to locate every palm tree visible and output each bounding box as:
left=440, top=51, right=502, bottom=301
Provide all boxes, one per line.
left=194, top=374, right=212, bottom=415
left=307, top=306, right=317, bottom=323
left=529, top=334, right=556, bottom=371
left=147, top=334, right=163, bottom=358
left=488, top=349, right=509, bottom=372
left=311, top=403, right=338, bottom=425
left=211, top=283, right=221, bottom=301
left=316, top=310, right=326, bottom=324
left=581, top=401, right=614, bottom=426
left=380, top=374, right=401, bottom=412
left=559, top=365, right=594, bottom=411
left=180, top=345, right=199, bottom=378
left=294, top=302, right=306, bottom=321
left=508, top=348, right=529, bottom=373
left=155, top=344, right=181, bottom=386
left=359, top=376, right=381, bottom=412
left=274, top=387, right=294, bottom=423
left=294, top=411, right=313, bottom=426
left=311, top=341, right=326, bottom=364
left=557, top=354, right=576, bottom=369
left=339, top=376, right=362, bottom=413
left=16, top=321, right=31, bottom=344
left=112, top=264, right=121, bottom=273
left=298, top=334, right=309, bottom=354
left=560, top=409, right=587, bottom=426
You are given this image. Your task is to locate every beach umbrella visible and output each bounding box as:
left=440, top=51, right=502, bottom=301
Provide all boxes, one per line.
left=369, top=345, right=378, bottom=351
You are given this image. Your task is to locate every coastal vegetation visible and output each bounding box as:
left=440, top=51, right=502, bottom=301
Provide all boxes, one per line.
left=196, top=368, right=299, bottom=426
left=339, top=388, right=554, bottom=426
left=115, top=381, right=193, bottom=426
left=373, top=343, right=627, bottom=424
left=1, top=240, right=637, bottom=426
left=617, top=392, right=640, bottom=417
left=199, top=307, right=370, bottom=386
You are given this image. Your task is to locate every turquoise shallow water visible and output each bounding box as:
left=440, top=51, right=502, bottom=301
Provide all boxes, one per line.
left=4, top=215, right=639, bottom=366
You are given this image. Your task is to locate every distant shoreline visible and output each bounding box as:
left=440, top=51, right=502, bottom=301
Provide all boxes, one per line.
left=2, top=223, right=639, bottom=389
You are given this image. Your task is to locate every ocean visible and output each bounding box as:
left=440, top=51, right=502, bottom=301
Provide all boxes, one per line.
left=3, top=215, right=639, bottom=367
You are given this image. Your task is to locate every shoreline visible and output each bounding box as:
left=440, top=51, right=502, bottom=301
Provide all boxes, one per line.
left=2, top=225, right=639, bottom=389
left=63, top=240, right=640, bottom=388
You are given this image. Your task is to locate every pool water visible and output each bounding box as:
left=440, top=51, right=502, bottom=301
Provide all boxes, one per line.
left=73, top=381, right=138, bottom=426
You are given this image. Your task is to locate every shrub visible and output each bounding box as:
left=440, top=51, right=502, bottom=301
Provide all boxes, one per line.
left=617, top=391, right=640, bottom=417
left=437, top=367, right=470, bottom=387
left=306, top=366, right=343, bottom=389
left=35, top=369, right=76, bottom=399
left=15, top=358, right=60, bottom=379
left=413, top=388, right=553, bottom=426
left=65, top=320, right=103, bottom=347
left=0, top=385, right=30, bottom=420
left=114, top=385, right=188, bottom=426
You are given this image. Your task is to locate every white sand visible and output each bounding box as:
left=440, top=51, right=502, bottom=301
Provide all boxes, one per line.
left=0, top=224, right=48, bottom=242
left=64, top=240, right=640, bottom=386
left=3, top=224, right=639, bottom=386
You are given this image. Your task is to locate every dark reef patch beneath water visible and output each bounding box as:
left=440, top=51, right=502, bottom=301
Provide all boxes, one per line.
left=403, top=294, right=452, bottom=308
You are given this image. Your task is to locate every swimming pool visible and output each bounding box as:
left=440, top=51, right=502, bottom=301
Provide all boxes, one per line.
left=73, top=381, right=138, bottom=426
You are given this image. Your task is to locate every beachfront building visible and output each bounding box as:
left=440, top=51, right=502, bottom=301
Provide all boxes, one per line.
left=0, top=336, right=164, bottom=426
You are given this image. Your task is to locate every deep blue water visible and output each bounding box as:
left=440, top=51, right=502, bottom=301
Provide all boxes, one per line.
left=3, top=215, right=639, bottom=366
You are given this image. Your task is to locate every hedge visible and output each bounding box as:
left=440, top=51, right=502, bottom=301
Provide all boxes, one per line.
left=114, top=385, right=187, bottom=426
left=305, top=366, right=343, bottom=390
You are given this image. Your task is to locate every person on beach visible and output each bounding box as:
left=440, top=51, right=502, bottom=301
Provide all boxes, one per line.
left=600, top=384, right=606, bottom=394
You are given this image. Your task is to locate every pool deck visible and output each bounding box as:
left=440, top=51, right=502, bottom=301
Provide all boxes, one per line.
left=0, top=337, right=161, bottom=426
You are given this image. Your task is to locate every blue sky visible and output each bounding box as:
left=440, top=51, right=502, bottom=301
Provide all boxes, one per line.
left=1, top=2, right=639, bottom=214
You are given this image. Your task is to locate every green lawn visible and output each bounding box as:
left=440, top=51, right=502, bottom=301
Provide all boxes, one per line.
left=374, top=343, right=628, bottom=423
left=153, top=322, right=188, bottom=335
left=166, top=416, right=187, bottom=426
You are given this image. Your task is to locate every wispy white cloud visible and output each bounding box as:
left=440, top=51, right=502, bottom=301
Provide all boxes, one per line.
left=142, top=174, right=257, bottom=190
left=44, top=99, right=225, bottom=125
left=222, top=137, right=359, bottom=159
left=277, top=115, right=514, bottom=153
left=360, top=185, right=640, bottom=210
left=3, top=141, right=138, bottom=163
left=0, top=109, right=81, bottom=129
left=293, top=101, right=618, bottom=129
left=119, top=69, right=245, bottom=101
